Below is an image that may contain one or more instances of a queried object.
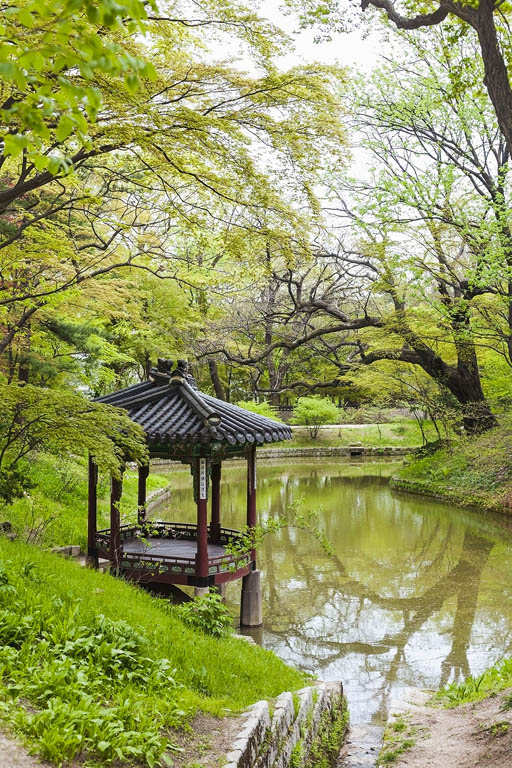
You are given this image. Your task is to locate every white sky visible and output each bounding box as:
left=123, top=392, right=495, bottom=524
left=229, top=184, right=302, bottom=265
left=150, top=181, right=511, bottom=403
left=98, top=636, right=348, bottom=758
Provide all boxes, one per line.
left=259, top=1, right=383, bottom=72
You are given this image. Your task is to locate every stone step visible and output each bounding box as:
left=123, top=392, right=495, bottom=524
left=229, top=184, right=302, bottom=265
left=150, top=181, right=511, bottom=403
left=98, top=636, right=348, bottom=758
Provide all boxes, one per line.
left=52, top=546, right=111, bottom=574
left=75, top=555, right=111, bottom=572
left=51, top=544, right=81, bottom=557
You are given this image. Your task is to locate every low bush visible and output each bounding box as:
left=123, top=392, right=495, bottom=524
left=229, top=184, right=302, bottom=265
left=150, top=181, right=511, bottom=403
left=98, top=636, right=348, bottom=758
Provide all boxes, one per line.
left=291, top=397, right=340, bottom=439
left=176, top=592, right=233, bottom=638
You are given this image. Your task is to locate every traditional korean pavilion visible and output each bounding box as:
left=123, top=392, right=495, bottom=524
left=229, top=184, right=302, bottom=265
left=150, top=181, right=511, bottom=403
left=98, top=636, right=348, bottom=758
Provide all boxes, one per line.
left=87, top=359, right=291, bottom=623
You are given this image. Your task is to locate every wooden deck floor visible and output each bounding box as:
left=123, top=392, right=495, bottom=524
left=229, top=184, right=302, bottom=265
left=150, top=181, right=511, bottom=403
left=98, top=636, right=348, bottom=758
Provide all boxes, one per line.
left=122, top=537, right=226, bottom=560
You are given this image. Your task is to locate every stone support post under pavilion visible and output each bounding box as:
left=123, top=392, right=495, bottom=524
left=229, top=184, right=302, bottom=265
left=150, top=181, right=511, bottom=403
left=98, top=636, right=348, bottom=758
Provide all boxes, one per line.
left=88, top=359, right=291, bottom=626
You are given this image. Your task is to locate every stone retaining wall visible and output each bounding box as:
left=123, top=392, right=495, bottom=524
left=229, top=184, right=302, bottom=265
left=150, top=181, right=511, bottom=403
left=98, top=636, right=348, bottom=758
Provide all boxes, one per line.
left=256, top=446, right=412, bottom=459
left=146, top=485, right=172, bottom=512
left=224, top=681, right=347, bottom=768
left=150, top=446, right=411, bottom=468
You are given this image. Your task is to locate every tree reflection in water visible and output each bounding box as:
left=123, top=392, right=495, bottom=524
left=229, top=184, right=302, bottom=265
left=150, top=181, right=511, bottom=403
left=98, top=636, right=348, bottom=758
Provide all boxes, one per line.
left=166, top=462, right=512, bottom=725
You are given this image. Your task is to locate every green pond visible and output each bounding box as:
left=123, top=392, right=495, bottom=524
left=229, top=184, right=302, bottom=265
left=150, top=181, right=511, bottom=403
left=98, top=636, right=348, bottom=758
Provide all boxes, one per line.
left=159, top=459, right=512, bottom=726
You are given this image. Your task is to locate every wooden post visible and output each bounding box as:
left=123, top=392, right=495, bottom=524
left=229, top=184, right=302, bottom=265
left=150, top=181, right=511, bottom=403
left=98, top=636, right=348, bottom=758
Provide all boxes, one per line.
left=195, top=457, right=209, bottom=586
left=241, top=447, right=262, bottom=626
left=110, top=469, right=124, bottom=572
left=137, top=463, right=149, bottom=526
left=210, top=462, right=221, bottom=543
left=87, top=455, right=98, bottom=567
left=247, top=445, right=257, bottom=565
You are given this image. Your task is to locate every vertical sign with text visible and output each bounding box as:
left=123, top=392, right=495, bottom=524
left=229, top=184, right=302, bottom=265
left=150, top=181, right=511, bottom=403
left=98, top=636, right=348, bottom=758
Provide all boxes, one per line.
left=199, top=457, right=207, bottom=500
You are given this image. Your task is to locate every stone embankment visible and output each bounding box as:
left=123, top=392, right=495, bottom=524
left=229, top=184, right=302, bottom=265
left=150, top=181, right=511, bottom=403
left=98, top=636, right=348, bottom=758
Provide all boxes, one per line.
left=150, top=446, right=412, bottom=468
left=145, top=483, right=171, bottom=512
left=256, top=446, right=412, bottom=459
left=223, top=681, right=347, bottom=768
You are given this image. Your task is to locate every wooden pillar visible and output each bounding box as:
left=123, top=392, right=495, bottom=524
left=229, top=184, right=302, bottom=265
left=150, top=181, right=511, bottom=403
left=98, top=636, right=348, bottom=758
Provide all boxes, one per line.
left=195, top=457, right=209, bottom=586
left=241, top=446, right=261, bottom=626
left=110, top=469, right=124, bottom=572
left=247, top=445, right=257, bottom=565
left=210, top=462, right=221, bottom=543
left=87, top=455, right=98, bottom=567
left=137, top=463, right=149, bottom=526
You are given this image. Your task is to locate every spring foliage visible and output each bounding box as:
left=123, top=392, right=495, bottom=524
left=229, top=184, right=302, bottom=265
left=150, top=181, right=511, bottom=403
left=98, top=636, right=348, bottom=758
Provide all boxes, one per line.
left=291, top=396, right=340, bottom=438
left=0, top=384, right=147, bottom=503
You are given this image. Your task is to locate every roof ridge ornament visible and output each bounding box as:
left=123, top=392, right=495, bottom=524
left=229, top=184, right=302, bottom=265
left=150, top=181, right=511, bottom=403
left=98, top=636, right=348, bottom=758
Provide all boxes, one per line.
left=170, top=359, right=199, bottom=390
left=157, top=358, right=173, bottom=373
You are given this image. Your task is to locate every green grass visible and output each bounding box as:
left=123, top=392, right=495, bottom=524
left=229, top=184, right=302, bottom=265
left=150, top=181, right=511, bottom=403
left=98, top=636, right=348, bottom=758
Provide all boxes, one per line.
left=434, top=658, right=512, bottom=707
left=2, top=453, right=170, bottom=550
left=0, top=537, right=307, bottom=766
left=377, top=715, right=417, bottom=765
left=394, top=413, right=512, bottom=512
left=288, top=420, right=438, bottom=448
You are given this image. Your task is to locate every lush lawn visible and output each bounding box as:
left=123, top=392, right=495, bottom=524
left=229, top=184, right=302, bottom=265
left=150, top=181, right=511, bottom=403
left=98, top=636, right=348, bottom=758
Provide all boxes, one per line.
left=2, top=454, right=170, bottom=550
left=0, top=537, right=307, bottom=766
left=395, top=413, right=512, bottom=512
left=289, top=420, right=438, bottom=448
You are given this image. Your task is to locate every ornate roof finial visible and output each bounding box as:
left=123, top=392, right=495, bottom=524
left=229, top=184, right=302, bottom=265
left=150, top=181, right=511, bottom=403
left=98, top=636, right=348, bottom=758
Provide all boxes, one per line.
left=157, top=358, right=173, bottom=373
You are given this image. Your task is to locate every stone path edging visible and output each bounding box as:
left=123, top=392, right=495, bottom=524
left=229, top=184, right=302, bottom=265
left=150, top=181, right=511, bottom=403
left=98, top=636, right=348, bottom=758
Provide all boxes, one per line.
left=224, top=681, right=345, bottom=768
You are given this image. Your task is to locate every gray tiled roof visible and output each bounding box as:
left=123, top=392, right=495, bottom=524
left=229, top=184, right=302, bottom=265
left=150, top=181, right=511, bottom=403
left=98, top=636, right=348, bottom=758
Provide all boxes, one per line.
left=96, top=361, right=291, bottom=450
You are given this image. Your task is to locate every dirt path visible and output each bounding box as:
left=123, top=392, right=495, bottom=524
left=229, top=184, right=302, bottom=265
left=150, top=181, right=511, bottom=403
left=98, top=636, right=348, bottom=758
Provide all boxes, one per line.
left=0, top=732, right=50, bottom=768
left=383, top=687, right=512, bottom=768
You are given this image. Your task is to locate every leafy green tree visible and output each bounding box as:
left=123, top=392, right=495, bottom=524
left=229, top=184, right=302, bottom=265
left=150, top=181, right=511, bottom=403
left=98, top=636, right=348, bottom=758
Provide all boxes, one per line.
left=1, top=1, right=347, bottom=362
left=291, top=395, right=340, bottom=438
left=0, top=383, right=147, bottom=503
left=0, top=0, right=154, bottom=174
left=214, top=29, right=508, bottom=433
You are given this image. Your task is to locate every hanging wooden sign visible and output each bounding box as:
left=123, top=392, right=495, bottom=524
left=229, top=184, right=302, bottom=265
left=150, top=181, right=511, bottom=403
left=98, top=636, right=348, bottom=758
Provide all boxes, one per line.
left=199, top=458, right=207, bottom=499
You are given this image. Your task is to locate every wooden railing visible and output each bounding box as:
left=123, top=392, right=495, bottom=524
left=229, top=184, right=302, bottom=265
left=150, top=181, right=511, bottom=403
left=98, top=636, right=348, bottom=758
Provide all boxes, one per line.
left=95, top=520, right=251, bottom=577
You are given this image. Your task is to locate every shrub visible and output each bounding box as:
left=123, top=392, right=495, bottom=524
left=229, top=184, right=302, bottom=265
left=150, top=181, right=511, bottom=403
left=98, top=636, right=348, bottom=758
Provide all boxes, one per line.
left=290, top=397, right=340, bottom=438
left=176, top=592, right=233, bottom=638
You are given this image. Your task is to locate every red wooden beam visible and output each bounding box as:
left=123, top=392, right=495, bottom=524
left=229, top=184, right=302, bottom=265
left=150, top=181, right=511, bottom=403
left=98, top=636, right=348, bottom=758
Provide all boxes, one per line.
left=110, top=471, right=124, bottom=571
left=247, top=445, right=256, bottom=565
left=210, top=462, right=221, bottom=543
left=195, top=457, right=209, bottom=583
left=87, top=455, right=98, bottom=567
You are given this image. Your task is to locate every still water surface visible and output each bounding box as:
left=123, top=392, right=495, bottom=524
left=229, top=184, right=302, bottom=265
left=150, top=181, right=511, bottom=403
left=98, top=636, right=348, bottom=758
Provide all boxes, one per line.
left=160, top=460, right=512, bottom=726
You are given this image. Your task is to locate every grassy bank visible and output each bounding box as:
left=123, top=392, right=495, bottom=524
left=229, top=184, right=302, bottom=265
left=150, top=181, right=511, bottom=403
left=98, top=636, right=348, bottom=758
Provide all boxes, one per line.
left=393, top=414, right=512, bottom=513
left=289, top=420, right=437, bottom=448
left=2, top=454, right=170, bottom=550
left=0, top=537, right=306, bottom=766
left=435, top=658, right=512, bottom=708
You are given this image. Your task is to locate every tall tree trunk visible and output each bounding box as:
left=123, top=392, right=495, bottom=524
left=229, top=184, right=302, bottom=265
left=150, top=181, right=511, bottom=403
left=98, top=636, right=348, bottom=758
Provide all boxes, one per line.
left=208, top=359, right=227, bottom=401
left=447, top=299, right=497, bottom=433
left=445, top=368, right=496, bottom=433
left=473, top=1, right=512, bottom=157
